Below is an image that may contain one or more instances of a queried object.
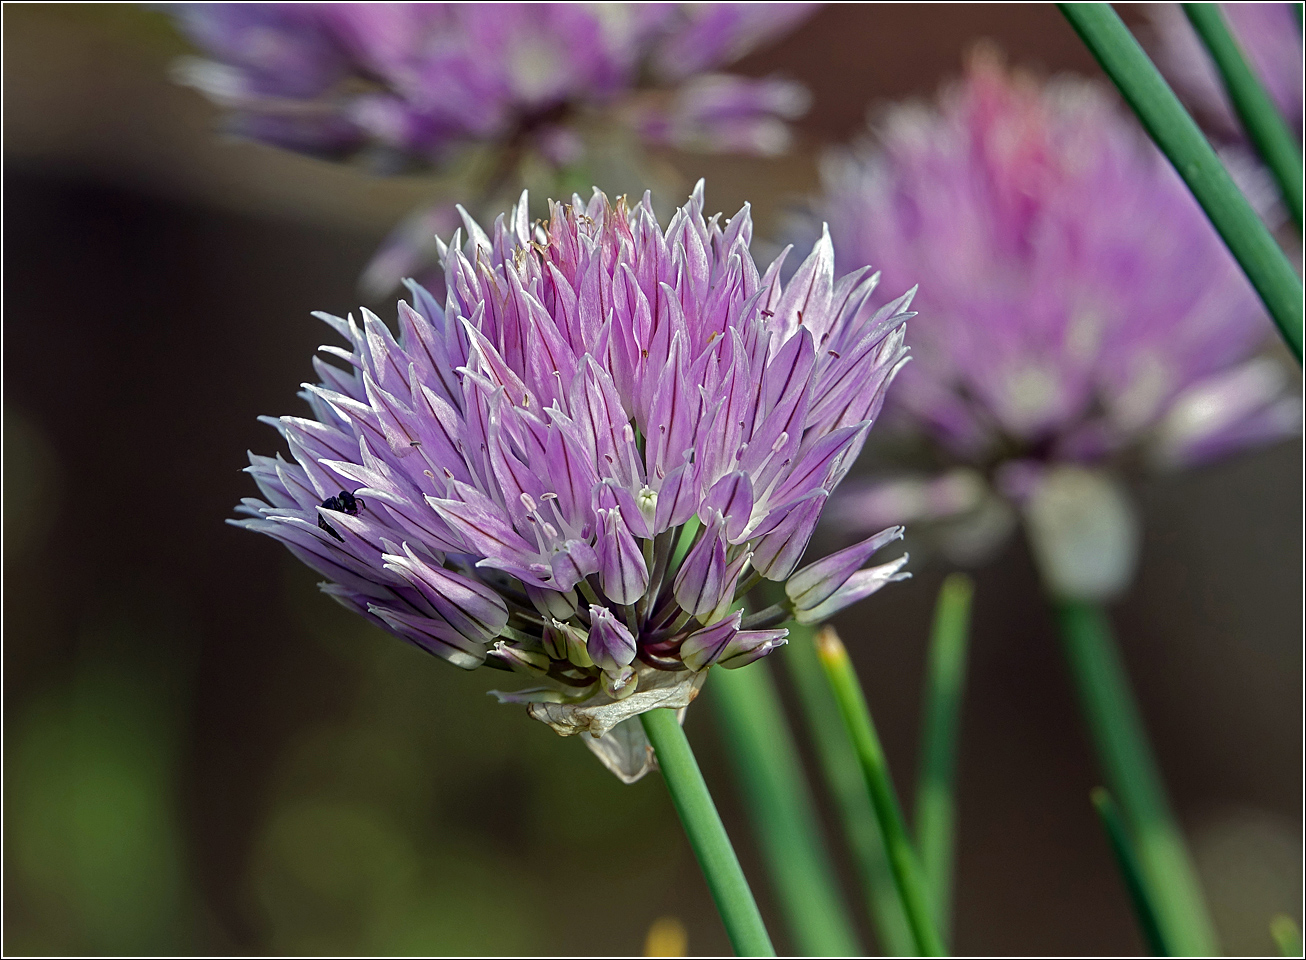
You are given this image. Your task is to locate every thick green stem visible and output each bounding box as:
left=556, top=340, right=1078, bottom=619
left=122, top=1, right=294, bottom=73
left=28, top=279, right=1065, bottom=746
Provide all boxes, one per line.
left=815, top=627, right=946, bottom=956
left=709, top=661, right=863, bottom=956
left=1054, top=600, right=1217, bottom=955
left=1060, top=3, right=1304, bottom=362
left=914, top=574, right=973, bottom=944
left=1184, top=4, right=1303, bottom=231
left=785, top=623, right=917, bottom=956
left=640, top=708, right=775, bottom=957
left=1091, top=787, right=1170, bottom=956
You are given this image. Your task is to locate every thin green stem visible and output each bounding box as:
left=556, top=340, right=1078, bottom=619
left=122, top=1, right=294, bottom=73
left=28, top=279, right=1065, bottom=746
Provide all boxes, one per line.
left=640, top=708, right=775, bottom=958
left=1091, top=787, right=1170, bottom=956
left=914, top=574, right=973, bottom=945
left=815, top=626, right=946, bottom=956
left=1184, top=3, right=1303, bottom=231
left=785, top=623, right=917, bottom=956
left=1060, top=3, right=1304, bottom=362
left=709, top=661, right=863, bottom=956
left=1054, top=600, right=1217, bottom=955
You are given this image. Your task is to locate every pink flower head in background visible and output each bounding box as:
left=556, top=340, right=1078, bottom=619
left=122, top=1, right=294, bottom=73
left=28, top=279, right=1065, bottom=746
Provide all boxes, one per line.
left=171, top=3, right=818, bottom=299
left=233, top=183, right=913, bottom=779
left=814, top=54, right=1298, bottom=575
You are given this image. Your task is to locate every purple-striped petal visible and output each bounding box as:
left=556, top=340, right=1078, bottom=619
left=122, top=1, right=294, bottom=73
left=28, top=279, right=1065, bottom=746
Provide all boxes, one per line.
left=793, top=556, right=912, bottom=624
left=786, top=526, right=905, bottom=613
left=680, top=610, right=744, bottom=671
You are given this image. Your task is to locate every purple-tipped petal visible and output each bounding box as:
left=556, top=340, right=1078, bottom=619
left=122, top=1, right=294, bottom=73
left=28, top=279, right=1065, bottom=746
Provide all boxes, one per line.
left=368, top=605, right=488, bottom=669
left=587, top=605, right=637, bottom=676
left=673, top=512, right=728, bottom=617
left=549, top=538, right=600, bottom=592
left=701, top=471, right=754, bottom=543
left=680, top=610, right=744, bottom=671
left=718, top=628, right=789, bottom=669
left=383, top=543, right=509, bottom=642
left=786, top=526, right=905, bottom=613
left=751, top=492, right=827, bottom=580
left=594, top=508, right=649, bottom=604
left=793, top=556, right=912, bottom=624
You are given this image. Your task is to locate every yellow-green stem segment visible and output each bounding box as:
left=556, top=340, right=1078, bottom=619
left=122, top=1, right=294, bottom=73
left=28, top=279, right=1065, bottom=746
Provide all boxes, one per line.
left=785, top=624, right=918, bottom=955
left=815, top=626, right=946, bottom=956
left=640, top=708, right=776, bottom=957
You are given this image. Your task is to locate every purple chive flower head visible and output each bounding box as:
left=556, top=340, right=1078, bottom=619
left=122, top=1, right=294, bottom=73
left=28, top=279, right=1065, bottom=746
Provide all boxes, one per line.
left=233, top=182, right=912, bottom=779
left=171, top=3, right=815, bottom=165
left=1148, top=3, right=1304, bottom=140
left=816, top=55, right=1298, bottom=588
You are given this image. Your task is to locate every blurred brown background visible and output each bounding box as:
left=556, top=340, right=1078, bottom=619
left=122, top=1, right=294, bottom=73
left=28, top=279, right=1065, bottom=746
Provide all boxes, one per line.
left=4, top=4, right=1301, bottom=956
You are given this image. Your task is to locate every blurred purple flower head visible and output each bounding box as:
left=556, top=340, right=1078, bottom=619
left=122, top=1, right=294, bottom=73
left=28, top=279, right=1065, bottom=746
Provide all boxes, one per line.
left=232, top=182, right=912, bottom=779
left=171, top=3, right=815, bottom=165
left=1148, top=3, right=1304, bottom=140
left=817, top=55, right=1299, bottom=577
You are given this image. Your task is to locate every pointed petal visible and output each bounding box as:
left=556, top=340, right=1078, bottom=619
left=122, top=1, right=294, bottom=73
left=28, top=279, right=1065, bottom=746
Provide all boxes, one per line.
left=786, top=526, right=905, bottom=612
left=794, top=556, right=911, bottom=624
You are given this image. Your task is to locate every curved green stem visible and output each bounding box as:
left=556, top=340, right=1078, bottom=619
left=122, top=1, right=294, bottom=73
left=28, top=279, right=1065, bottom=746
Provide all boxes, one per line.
left=815, top=627, right=946, bottom=956
left=1059, top=3, right=1304, bottom=362
left=915, top=574, right=973, bottom=944
left=1054, top=600, right=1217, bottom=955
left=1184, top=3, right=1303, bottom=232
left=640, top=708, right=775, bottom=957
left=785, top=624, right=917, bottom=955
left=709, top=661, right=863, bottom=956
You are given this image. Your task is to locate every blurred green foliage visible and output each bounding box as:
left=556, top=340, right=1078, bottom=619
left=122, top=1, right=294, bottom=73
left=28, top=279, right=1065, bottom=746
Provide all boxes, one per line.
left=5, top=606, right=196, bottom=954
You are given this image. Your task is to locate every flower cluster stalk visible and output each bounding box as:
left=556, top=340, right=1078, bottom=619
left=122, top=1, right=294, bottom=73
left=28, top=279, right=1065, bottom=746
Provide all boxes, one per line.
left=709, top=660, right=863, bottom=956
left=1183, top=3, right=1303, bottom=231
left=815, top=626, right=945, bottom=956
left=784, top=622, right=917, bottom=955
left=1054, top=600, right=1217, bottom=955
left=640, top=707, right=776, bottom=957
left=1059, top=2, right=1304, bottom=362
left=914, top=574, right=973, bottom=944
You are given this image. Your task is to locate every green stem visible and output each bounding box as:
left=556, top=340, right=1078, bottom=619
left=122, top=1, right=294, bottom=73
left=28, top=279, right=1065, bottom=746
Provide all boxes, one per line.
left=785, top=623, right=918, bottom=956
left=1053, top=600, right=1217, bottom=955
left=1091, top=787, right=1170, bottom=956
left=815, top=627, right=946, bottom=956
left=1184, top=3, right=1303, bottom=232
left=709, top=661, right=863, bottom=956
left=914, top=574, right=973, bottom=945
left=640, top=708, right=775, bottom=957
left=1059, top=3, right=1304, bottom=362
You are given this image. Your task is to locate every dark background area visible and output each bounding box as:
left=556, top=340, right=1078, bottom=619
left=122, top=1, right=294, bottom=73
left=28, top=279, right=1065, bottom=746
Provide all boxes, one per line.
left=4, top=4, right=1301, bottom=956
